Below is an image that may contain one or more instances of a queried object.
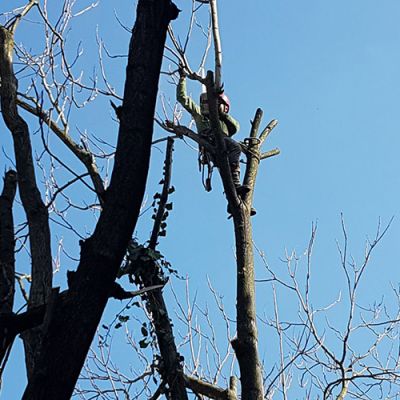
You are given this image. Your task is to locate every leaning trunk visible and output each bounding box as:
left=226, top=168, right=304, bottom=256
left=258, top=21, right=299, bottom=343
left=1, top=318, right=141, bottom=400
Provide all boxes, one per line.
left=21, top=1, right=179, bottom=398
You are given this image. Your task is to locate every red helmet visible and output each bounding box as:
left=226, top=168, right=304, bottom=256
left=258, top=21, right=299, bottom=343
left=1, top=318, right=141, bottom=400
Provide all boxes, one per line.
left=218, top=93, right=230, bottom=113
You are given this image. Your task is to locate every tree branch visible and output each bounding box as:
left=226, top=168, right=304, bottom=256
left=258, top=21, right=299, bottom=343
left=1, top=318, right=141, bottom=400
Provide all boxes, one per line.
left=261, top=148, right=280, bottom=159
left=184, top=374, right=237, bottom=400
left=149, top=137, right=174, bottom=249
left=209, top=0, right=222, bottom=88
left=132, top=138, right=188, bottom=399
left=17, top=97, right=105, bottom=199
left=109, top=282, right=164, bottom=300
left=0, top=25, right=52, bottom=378
left=259, top=119, right=278, bottom=145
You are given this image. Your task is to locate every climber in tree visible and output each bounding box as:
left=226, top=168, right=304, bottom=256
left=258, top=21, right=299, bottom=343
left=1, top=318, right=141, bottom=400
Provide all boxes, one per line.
left=177, top=66, right=250, bottom=197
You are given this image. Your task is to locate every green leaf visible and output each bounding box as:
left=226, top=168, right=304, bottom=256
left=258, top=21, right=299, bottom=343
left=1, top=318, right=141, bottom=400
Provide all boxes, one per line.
left=115, top=323, right=122, bottom=329
left=139, top=339, right=149, bottom=348
left=165, top=203, right=173, bottom=210
left=168, top=186, right=175, bottom=194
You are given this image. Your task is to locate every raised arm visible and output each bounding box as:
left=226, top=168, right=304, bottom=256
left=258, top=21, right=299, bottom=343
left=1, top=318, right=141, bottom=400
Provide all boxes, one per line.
left=177, top=76, right=202, bottom=118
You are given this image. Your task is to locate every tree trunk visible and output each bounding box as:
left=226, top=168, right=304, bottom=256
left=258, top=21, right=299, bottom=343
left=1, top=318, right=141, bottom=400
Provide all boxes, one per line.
left=204, top=75, right=264, bottom=399
left=20, top=1, right=179, bottom=398
left=0, top=170, right=17, bottom=372
left=0, top=26, right=53, bottom=379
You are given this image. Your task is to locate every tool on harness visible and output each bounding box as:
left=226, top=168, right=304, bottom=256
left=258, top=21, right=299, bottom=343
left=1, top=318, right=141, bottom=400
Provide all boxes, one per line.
left=198, top=146, right=213, bottom=192
left=198, top=129, right=215, bottom=192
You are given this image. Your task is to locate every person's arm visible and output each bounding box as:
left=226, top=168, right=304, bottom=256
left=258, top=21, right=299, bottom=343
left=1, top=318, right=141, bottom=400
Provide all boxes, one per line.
left=220, top=111, right=240, bottom=136
left=177, top=77, right=202, bottom=117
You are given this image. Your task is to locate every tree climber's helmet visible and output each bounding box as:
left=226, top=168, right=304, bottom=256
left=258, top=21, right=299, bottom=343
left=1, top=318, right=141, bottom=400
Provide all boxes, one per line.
left=218, top=93, right=230, bottom=113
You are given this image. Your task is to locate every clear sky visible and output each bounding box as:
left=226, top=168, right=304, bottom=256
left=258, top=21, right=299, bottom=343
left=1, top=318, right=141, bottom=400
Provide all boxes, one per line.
left=1, top=0, right=400, bottom=398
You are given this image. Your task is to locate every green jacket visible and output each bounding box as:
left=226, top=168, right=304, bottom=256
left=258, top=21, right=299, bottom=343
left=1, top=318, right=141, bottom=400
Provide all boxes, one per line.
left=177, top=77, right=240, bottom=137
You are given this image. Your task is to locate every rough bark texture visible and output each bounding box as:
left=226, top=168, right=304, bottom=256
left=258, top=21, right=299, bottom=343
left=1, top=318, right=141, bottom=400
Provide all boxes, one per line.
left=231, top=109, right=265, bottom=400
left=0, top=170, right=17, bottom=372
left=0, top=171, right=17, bottom=315
left=184, top=375, right=237, bottom=400
left=136, top=263, right=188, bottom=399
left=19, top=1, right=179, bottom=398
left=231, top=217, right=264, bottom=400
left=204, top=74, right=264, bottom=399
left=0, top=26, right=53, bottom=379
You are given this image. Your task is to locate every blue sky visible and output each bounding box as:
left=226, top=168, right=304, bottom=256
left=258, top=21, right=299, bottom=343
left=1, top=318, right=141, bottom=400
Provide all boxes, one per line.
left=1, top=0, right=400, bottom=398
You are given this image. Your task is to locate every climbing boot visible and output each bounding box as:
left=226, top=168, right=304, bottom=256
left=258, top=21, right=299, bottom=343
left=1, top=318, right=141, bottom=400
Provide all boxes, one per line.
left=230, top=163, right=250, bottom=196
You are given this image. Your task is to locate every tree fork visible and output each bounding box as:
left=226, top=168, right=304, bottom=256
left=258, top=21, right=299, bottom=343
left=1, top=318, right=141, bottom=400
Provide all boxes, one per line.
left=202, top=72, right=264, bottom=398
left=231, top=110, right=265, bottom=399
left=0, top=25, right=53, bottom=379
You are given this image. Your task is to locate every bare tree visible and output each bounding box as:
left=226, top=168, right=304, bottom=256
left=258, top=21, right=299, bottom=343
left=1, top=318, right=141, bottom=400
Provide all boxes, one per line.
left=0, top=0, right=180, bottom=398
left=1, top=1, right=399, bottom=400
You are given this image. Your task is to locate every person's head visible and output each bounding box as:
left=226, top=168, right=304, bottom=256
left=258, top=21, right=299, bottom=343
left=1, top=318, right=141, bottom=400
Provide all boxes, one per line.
left=218, top=93, right=230, bottom=113
left=199, top=92, right=231, bottom=115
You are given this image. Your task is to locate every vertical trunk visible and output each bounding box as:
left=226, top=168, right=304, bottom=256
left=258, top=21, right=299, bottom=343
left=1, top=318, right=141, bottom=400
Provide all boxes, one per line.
left=0, top=171, right=17, bottom=315
left=205, top=74, right=264, bottom=399
left=21, top=1, right=179, bottom=398
left=231, top=109, right=265, bottom=400
left=231, top=217, right=264, bottom=400
left=0, top=170, right=17, bottom=371
left=0, top=26, right=53, bottom=379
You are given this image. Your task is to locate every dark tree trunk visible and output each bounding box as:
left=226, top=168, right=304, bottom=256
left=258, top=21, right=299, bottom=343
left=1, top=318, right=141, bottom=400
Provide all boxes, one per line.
left=0, top=170, right=17, bottom=371
left=0, top=25, right=53, bottom=379
left=0, top=171, right=17, bottom=315
left=19, top=1, right=179, bottom=399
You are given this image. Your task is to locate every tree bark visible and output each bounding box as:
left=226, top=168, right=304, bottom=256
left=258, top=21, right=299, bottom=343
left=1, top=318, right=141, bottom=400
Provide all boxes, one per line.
left=0, top=171, right=17, bottom=315
left=204, top=86, right=264, bottom=399
left=0, top=170, right=17, bottom=373
left=0, top=26, right=53, bottom=379
left=19, top=1, right=179, bottom=398
left=230, top=109, right=265, bottom=400
left=134, top=138, right=189, bottom=399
